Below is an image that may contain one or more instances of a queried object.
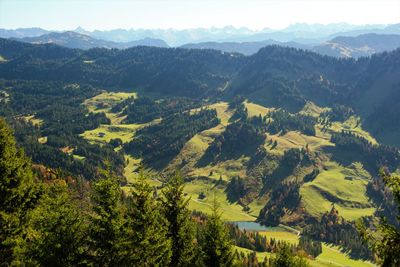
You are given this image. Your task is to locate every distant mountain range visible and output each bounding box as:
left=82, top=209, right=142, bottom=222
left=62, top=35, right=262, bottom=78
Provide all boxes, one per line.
left=2, top=24, right=400, bottom=58
left=2, top=23, right=399, bottom=46
left=13, top=31, right=168, bottom=50
left=182, top=33, right=400, bottom=58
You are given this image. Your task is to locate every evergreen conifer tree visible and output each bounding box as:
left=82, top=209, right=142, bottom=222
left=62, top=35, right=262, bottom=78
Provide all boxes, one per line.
left=161, top=172, right=197, bottom=267
left=88, top=172, right=128, bottom=266
left=127, top=169, right=171, bottom=266
left=0, top=118, right=41, bottom=264
left=22, top=181, right=88, bottom=266
left=200, top=197, right=234, bottom=267
left=358, top=169, right=400, bottom=266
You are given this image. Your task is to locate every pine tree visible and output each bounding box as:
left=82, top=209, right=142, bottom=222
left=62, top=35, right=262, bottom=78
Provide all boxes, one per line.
left=87, top=172, right=128, bottom=266
left=0, top=118, right=41, bottom=264
left=358, top=169, right=400, bottom=266
left=126, top=169, right=171, bottom=266
left=271, top=243, right=309, bottom=267
left=21, top=180, right=88, bottom=266
left=161, top=172, right=196, bottom=267
left=200, top=197, right=234, bottom=267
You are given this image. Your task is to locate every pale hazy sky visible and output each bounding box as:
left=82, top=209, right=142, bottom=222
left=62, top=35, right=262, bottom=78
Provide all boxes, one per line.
left=0, top=0, right=399, bottom=30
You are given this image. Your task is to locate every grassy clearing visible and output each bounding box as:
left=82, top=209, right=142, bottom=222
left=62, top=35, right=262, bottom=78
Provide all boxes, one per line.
left=265, top=130, right=334, bottom=156
left=258, top=231, right=299, bottom=245
left=316, top=116, right=377, bottom=145
left=84, top=91, right=137, bottom=113
left=168, top=101, right=248, bottom=181
left=188, top=157, right=249, bottom=181
left=38, top=136, right=47, bottom=144
left=22, top=115, right=43, bottom=126
left=234, top=246, right=271, bottom=262
left=244, top=101, right=274, bottom=118
left=121, top=155, right=162, bottom=193
left=314, top=244, right=376, bottom=267
left=234, top=233, right=374, bottom=267
left=81, top=118, right=160, bottom=145
left=123, top=155, right=143, bottom=184
left=208, top=102, right=233, bottom=126
left=300, top=161, right=375, bottom=221
left=73, top=155, right=86, bottom=161
left=184, top=179, right=255, bottom=221
left=83, top=91, right=137, bottom=124
left=299, top=101, right=330, bottom=117
left=81, top=124, right=141, bottom=144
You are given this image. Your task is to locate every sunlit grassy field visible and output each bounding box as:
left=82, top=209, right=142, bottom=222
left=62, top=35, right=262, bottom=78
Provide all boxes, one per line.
left=184, top=179, right=256, bottom=221
left=83, top=91, right=137, bottom=124
left=258, top=230, right=299, bottom=245
left=314, top=244, right=376, bottom=267
left=244, top=101, right=274, bottom=118
left=300, top=161, right=376, bottom=221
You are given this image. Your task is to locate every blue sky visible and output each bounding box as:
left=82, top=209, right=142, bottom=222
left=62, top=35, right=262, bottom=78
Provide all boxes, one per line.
left=0, top=0, right=399, bottom=30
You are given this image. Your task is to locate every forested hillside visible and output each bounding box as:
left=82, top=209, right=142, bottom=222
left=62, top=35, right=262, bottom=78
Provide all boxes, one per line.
left=1, top=39, right=399, bottom=144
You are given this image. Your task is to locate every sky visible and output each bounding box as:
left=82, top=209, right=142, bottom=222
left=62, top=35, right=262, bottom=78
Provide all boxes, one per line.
left=0, top=0, right=399, bottom=31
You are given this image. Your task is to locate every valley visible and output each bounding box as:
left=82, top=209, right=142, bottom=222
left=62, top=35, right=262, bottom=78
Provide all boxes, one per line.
left=1, top=36, right=399, bottom=266
left=73, top=90, right=383, bottom=266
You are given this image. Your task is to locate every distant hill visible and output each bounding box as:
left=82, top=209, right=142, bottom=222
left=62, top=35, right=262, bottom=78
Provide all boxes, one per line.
left=0, top=27, right=49, bottom=38
left=14, top=31, right=169, bottom=50
left=313, top=33, right=400, bottom=58
left=181, top=33, right=400, bottom=57
left=180, top=40, right=308, bottom=55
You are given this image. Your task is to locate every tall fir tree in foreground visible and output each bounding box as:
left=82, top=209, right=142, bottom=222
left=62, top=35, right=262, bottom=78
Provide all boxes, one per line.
left=0, top=118, right=41, bottom=264
left=88, top=172, right=128, bottom=266
left=200, top=197, right=234, bottom=267
left=126, top=169, right=171, bottom=266
left=270, top=243, right=309, bottom=267
left=21, top=181, right=88, bottom=266
left=161, top=172, right=197, bottom=267
left=358, top=169, right=400, bottom=267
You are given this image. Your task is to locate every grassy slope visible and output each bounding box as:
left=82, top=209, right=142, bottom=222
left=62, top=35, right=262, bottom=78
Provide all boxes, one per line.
left=81, top=91, right=160, bottom=145
left=235, top=232, right=375, bottom=267
left=244, top=101, right=274, bottom=117
left=234, top=246, right=271, bottom=262
left=184, top=179, right=255, bottom=221
left=314, top=244, right=376, bottom=267
left=83, top=94, right=377, bottom=223
left=81, top=94, right=377, bottom=267
left=300, top=161, right=375, bottom=221
left=83, top=91, right=137, bottom=124
left=168, top=101, right=249, bottom=181
left=259, top=230, right=299, bottom=245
